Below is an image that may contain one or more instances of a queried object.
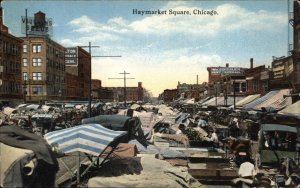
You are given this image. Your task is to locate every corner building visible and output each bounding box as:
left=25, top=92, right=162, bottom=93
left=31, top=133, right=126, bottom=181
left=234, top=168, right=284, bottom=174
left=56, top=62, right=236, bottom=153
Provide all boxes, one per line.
left=21, top=36, right=66, bottom=102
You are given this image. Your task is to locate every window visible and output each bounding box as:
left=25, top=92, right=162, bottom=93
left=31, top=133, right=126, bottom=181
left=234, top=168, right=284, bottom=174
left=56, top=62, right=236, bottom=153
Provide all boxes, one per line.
left=32, top=72, right=42, bottom=80
left=32, top=86, right=43, bottom=95
left=33, top=44, right=42, bottom=53
left=23, top=58, right=28, bottom=67
left=33, top=58, right=42, bottom=66
left=241, top=82, right=246, bottom=92
left=23, top=72, right=28, bottom=81
left=23, top=44, right=28, bottom=53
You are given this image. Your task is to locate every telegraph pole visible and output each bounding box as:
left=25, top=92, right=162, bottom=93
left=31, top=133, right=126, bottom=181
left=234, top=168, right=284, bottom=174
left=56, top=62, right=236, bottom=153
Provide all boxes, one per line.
left=80, top=42, right=121, bottom=117
left=109, top=71, right=135, bottom=107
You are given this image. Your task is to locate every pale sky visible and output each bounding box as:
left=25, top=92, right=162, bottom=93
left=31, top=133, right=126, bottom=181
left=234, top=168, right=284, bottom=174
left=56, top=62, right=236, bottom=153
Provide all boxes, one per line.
left=3, top=0, right=290, bottom=97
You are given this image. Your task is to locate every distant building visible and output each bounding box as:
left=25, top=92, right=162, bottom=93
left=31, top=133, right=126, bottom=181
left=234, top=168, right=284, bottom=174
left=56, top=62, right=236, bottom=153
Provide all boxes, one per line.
left=177, top=82, right=206, bottom=100
left=0, top=2, right=23, bottom=104
left=103, top=82, right=144, bottom=102
left=207, top=63, right=247, bottom=97
left=91, top=79, right=114, bottom=102
left=163, top=89, right=178, bottom=102
left=244, top=59, right=271, bottom=95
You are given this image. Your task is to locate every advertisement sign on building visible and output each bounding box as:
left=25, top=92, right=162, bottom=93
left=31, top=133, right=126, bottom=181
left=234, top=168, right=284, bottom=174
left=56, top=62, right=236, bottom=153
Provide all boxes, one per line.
left=65, top=47, right=78, bottom=66
left=21, top=16, right=53, bottom=36
left=210, top=67, right=244, bottom=75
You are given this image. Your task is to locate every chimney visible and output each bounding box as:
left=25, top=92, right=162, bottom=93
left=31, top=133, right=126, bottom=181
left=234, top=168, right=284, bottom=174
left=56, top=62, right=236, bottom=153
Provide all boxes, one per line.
left=250, top=58, right=253, bottom=69
left=138, top=82, right=142, bottom=88
left=226, top=63, right=229, bottom=67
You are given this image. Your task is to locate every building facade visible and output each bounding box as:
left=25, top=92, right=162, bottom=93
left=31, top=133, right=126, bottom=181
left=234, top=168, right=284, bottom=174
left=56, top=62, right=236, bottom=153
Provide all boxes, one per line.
left=269, top=56, right=293, bottom=90
left=21, top=36, right=66, bottom=102
left=163, top=89, right=178, bottom=103
left=291, top=0, right=300, bottom=93
left=65, top=47, right=91, bottom=100
left=207, top=63, right=247, bottom=97
left=245, top=64, right=271, bottom=95
left=103, top=82, right=144, bottom=102
left=0, top=3, right=23, bottom=105
left=177, top=82, right=207, bottom=100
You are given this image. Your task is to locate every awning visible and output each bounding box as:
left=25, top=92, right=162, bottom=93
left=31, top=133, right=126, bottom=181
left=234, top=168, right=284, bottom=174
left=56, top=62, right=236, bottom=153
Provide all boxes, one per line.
left=25, top=104, right=41, bottom=111
left=235, top=94, right=261, bottom=108
left=44, top=124, right=127, bottom=156
left=253, top=89, right=291, bottom=111
left=261, top=124, right=297, bottom=133
left=196, top=97, right=211, bottom=105
left=202, top=96, right=245, bottom=106
left=243, top=90, right=280, bottom=110
left=278, top=101, right=300, bottom=117
left=201, top=97, right=219, bottom=106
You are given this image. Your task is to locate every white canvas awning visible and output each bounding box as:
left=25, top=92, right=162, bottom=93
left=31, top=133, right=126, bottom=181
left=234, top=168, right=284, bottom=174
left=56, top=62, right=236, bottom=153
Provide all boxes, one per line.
left=278, top=101, right=300, bottom=117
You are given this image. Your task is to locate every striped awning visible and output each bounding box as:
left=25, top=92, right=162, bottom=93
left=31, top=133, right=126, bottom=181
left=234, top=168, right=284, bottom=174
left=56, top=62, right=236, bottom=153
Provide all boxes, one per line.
left=243, top=90, right=279, bottom=110
left=44, top=124, right=127, bottom=156
left=235, top=94, right=261, bottom=108
left=243, top=89, right=292, bottom=111
left=201, top=96, right=245, bottom=106
left=253, top=89, right=291, bottom=110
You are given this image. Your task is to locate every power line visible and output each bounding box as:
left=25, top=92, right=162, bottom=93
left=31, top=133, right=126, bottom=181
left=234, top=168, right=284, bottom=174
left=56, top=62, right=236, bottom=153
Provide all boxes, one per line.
left=80, top=42, right=121, bottom=117
left=108, top=71, right=135, bottom=106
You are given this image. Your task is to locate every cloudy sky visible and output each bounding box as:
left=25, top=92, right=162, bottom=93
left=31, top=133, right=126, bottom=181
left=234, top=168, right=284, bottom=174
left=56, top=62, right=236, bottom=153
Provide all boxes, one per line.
left=3, top=0, right=290, bottom=96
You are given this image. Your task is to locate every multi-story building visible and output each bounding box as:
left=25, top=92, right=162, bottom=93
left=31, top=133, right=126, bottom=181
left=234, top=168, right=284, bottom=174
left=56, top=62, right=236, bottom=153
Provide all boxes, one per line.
left=207, top=63, right=247, bottom=97
left=65, top=47, right=91, bottom=100
left=245, top=59, right=271, bottom=95
left=269, top=56, right=293, bottom=90
left=21, top=11, right=66, bottom=102
left=21, top=36, right=66, bottom=102
left=0, top=3, right=23, bottom=105
left=290, top=0, right=300, bottom=93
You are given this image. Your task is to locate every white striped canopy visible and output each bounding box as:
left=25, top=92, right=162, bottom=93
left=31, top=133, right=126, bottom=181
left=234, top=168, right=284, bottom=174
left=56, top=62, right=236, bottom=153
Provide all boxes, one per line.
left=44, top=124, right=127, bottom=156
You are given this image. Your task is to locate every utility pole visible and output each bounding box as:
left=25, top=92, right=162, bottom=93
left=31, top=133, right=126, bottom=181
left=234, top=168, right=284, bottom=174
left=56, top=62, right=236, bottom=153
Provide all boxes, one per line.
left=109, top=71, right=135, bottom=107
left=80, top=42, right=121, bottom=117
left=233, top=79, right=236, bottom=109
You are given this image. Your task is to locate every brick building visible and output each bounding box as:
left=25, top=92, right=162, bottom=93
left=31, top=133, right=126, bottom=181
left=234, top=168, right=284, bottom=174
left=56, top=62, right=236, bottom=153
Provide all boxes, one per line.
left=21, top=12, right=66, bottom=102
left=290, top=0, right=300, bottom=92
left=0, top=2, right=23, bottom=104
left=163, top=89, right=178, bottom=102
left=207, top=63, right=247, bottom=97
left=177, top=82, right=207, bottom=100
left=65, top=47, right=91, bottom=100
left=21, top=36, right=66, bottom=102
left=91, top=79, right=114, bottom=102
left=103, top=82, right=144, bottom=102
left=244, top=59, right=271, bottom=95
